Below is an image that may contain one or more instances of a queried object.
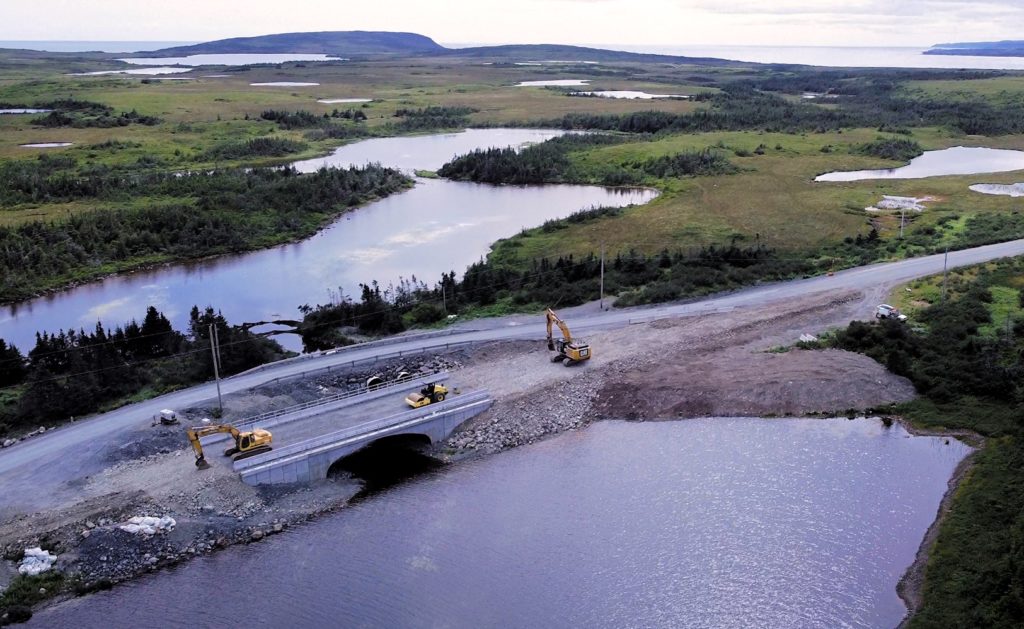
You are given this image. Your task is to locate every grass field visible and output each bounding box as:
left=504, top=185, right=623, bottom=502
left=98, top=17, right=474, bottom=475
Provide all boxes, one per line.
left=492, top=127, right=1024, bottom=265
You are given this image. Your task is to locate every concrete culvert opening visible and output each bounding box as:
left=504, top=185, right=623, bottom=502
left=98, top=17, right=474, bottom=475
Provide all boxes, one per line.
left=327, top=434, right=441, bottom=496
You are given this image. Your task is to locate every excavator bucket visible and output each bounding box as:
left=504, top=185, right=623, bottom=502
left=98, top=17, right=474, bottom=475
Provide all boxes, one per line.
left=195, top=456, right=210, bottom=470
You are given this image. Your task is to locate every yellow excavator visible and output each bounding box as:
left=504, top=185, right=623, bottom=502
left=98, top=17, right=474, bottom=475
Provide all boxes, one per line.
left=186, top=424, right=273, bottom=469
left=545, top=308, right=592, bottom=366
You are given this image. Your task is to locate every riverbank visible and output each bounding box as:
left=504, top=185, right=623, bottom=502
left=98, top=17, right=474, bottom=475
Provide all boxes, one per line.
left=0, top=170, right=414, bottom=307
left=896, top=440, right=979, bottom=627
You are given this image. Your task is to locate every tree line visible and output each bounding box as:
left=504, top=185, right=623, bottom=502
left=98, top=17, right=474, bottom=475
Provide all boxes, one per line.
left=0, top=306, right=285, bottom=435
left=522, top=81, right=1024, bottom=137
left=0, top=164, right=411, bottom=302
left=29, top=99, right=161, bottom=128
left=437, top=134, right=737, bottom=186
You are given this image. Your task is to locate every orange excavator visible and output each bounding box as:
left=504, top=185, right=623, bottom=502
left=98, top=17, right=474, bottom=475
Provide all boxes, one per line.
left=545, top=308, right=592, bottom=366
left=186, top=424, right=273, bottom=469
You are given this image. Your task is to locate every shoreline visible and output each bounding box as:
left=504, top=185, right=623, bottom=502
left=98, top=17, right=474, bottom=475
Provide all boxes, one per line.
left=894, top=418, right=983, bottom=627
left=0, top=180, right=415, bottom=311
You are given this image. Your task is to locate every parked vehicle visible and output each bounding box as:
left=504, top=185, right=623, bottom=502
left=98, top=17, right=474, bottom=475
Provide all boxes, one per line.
left=875, top=304, right=908, bottom=321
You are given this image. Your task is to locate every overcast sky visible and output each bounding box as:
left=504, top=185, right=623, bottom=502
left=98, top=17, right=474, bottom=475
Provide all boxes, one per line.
left=1, top=0, right=1022, bottom=47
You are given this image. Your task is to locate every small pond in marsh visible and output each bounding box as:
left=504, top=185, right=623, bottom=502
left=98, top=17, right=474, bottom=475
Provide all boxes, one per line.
left=573, top=90, right=689, bottom=99
left=516, top=79, right=590, bottom=86
left=816, top=146, right=1024, bottom=181
left=970, top=182, right=1024, bottom=197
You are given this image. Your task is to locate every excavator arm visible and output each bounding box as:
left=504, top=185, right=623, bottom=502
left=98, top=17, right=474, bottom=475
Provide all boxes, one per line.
left=545, top=308, right=592, bottom=365
left=545, top=308, right=574, bottom=350
left=186, top=424, right=240, bottom=467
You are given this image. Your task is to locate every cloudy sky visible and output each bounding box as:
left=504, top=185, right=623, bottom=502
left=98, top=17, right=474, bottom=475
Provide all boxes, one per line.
left=0, top=0, right=1021, bottom=47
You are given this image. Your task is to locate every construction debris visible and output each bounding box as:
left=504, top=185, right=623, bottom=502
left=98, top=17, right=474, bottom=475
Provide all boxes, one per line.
left=18, top=548, right=57, bottom=576
left=119, top=516, right=176, bottom=536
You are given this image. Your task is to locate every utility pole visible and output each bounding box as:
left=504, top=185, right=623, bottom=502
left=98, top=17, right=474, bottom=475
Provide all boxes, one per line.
left=941, top=246, right=949, bottom=303
left=442, top=284, right=447, bottom=313
left=209, top=324, right=223, bottom=415
left=599, top=242, right=606, bottom=310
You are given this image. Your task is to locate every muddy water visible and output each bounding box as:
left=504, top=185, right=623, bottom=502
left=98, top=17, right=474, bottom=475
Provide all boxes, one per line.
left=31, top=418, right=970, bottom=629
left=0, top=129, right=654, bottom=352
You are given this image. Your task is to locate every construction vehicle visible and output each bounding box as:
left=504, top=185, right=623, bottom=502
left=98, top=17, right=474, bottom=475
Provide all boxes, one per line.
left=545, top=308, right=591, bottom=366
left=152, top=409, right=179, bottom=426
left=186, top=424, right=273, bottom=469
left=405, top=383, right=448, bottom=408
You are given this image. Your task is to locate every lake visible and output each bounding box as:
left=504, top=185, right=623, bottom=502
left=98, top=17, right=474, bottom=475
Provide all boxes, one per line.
left=120, top=54, right=344, bottom=66
left=29, top=417, right=971, bottom=628
left=0, top=129, right=654, bottom=352
left=816, top=147, right=1024, bottom=182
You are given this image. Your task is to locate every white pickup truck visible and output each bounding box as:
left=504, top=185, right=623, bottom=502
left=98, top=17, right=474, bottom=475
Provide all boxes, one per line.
left=875, top=304, right=908, bottom=321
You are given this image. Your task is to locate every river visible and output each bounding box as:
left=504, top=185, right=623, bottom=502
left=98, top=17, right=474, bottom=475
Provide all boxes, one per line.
left=30, top=417, right=970, bottom=628
left=0, top=129, right=655, bottom=352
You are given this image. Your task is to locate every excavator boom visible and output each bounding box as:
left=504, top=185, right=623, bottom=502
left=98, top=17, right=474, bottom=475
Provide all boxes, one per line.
left=544, top=308, right=592, bottom=365
left=186, top=423, right=272, bottom=469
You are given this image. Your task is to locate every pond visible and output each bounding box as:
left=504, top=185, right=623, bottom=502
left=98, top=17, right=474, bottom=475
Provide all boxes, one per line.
left=970, top=182, right=1024, bottom=197
left=70, top=67, right=193, bottom=76
left=317, top=98, right=372, bottom=104
left=250, top=82, right=320, bottom=87
left=816, top=146, right=1024, bottom=182
left=0, top=129, right=654, bottom=353
left=120, top=54, right=344, bottom=66
left=29, top=417, right=971, bottom=629
left=516, top=79, right=590, bottom=86
left=0, top=109, right=51, bottom=114
left=18, top=142, right=73, bottom=148
left=573, top=90, right=688, bottom=99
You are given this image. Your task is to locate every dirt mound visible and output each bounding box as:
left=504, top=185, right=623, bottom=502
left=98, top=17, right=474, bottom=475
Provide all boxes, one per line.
left=593, top=348, right=916, bottom=419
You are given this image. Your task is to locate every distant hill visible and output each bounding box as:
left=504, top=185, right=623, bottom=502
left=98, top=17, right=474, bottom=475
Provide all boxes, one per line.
left=132, top=31, right=743, bottom=66
left=136, top=31, right=445, bottom=57
left=926, top=40, right=1024, bottom=57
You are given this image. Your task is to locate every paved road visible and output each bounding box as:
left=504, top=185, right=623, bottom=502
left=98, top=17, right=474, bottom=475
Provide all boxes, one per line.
left=2, top=238, right=1023, bottom=513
